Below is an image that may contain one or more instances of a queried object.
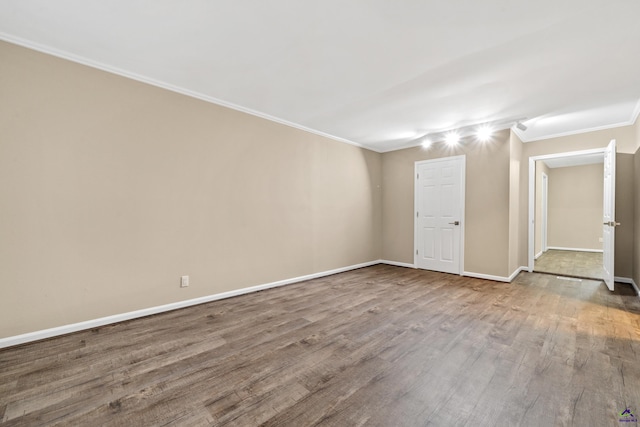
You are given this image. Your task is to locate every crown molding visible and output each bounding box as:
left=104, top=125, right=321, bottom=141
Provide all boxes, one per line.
left=0, top=34, right=380, bottom=153
left=516, top=118, right=639, bottom=143
left=631, top=98, right=640, bottom=126
left=3, top=33, right=639, bottom=154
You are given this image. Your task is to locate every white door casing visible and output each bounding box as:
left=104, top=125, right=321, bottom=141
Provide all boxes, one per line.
left=602, top=139, right=616, bottom=291
left=527, top=147, right=608, bottom=273
left=414, top=156, right=465, bottom=274
left=541, top=172, right=548, bottom=254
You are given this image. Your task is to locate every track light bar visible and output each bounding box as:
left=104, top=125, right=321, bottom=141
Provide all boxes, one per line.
left=416, top=117, right=528, bottom=149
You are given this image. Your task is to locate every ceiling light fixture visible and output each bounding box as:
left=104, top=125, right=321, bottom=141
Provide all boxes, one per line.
left=417, top=117, right=527, bottom=149
left=476, top=125, right=493, bottom=142
left=445, top=132, right=460, bottom=146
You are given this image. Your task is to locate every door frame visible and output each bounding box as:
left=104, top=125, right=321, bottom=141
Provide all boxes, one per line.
left=527, top=147, right=606, bottom=272
left=540, top=172, right=548, bottom=256
left=414, top=155, right=466, bottom=274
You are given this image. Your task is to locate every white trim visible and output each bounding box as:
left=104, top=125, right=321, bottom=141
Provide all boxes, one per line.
left=414, top=155, right=466, bottom=275
left=528, top=147, right=607, bottom=272
left=530, top=147, right=607, bottom=162
left=614, top=276, right=640, bottom=296
left=511, top=126, right=527, bottom=142
left=0, top=34, right=375, bottom=154
left=541, top=172, right=548, bottom=252
left=0, top=260, right=379, bottom=349
left=380, top=260, right=415, bottom=269
left=546, top=247, right=603, bottom=253
left=535, top=251, right=543, bottom=260
left=463, top=271, right=511, bottom=283
left=517, top=119, right=638, bottom=143
left=528, top=156, right=535, bottom=272
left=507, top=266, right=528, bottom=282
left=3, top=35, right=638, bottom=155
left=0, top=261, right=564, bottom=348
left=629, top=98, right=640, bottom=126
left=464, top=267, right=527, bottom=283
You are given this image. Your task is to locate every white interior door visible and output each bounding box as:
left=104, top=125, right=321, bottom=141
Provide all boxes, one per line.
left=415, top=156, right=465, bottom=274
left=602, top=139, right=616, bottom=291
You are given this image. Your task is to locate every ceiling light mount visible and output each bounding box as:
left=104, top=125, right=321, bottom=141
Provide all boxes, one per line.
left=413, top=116, right=527, bottom=149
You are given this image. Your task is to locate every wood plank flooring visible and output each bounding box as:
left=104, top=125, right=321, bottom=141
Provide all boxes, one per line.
left=1, top=265, right=640, bottom=426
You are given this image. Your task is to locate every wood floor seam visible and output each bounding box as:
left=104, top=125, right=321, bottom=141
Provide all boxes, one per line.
left=1, top=265, right=639, bottom=426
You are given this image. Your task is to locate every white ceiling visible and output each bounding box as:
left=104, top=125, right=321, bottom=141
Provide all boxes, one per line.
left=1, top=1, right=639, bottom=153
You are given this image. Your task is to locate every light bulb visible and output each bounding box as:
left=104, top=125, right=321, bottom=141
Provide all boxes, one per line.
left=445, top=132, right=460, bottom=146
left=476, top=126, right=493, bottom=142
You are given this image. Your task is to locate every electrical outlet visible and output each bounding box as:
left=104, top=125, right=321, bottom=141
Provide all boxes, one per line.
left=180, top=275, right=189, bottom=288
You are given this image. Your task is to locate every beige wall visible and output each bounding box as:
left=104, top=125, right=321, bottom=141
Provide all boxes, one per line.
left=534, top=161, right=551, bottom=256
left=615, top=154, right=635, bottom=279
left=382, top=130, right=511, bottom=277
left=546, top=164, right=603, bottom=251
left=0, top=41, right=382, bottom=338
left=2, top=39, right=639, bottom=340
left=521, top=125, right=637, bottom=279
left=522, top=126, right=638, bottom=156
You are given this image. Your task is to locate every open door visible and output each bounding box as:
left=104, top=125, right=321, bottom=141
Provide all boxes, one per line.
left=602, top=139, right=617, bottom=291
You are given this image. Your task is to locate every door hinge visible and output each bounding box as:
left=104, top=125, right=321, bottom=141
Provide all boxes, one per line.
left=416, top=249, right=418, bottom=255
left=417, top=173, right=419, bottom=179
left=416, top=211, right=419, bottom=217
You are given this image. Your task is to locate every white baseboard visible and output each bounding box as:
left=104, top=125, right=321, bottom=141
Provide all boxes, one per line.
left=0, top=260, right=380, bottom=349
left=463, top=271, right=509, bottom=283
left=379, top=260, right=415, bottom=269
left=547, top=246, right=603, bottom=253
left=8, top=259, right=619, bottom=349
left=384, top=262, right=522, bottom=282
left=614, top=276, right=640, bottom=296
left=463, top=266, right=527, bottom=283
left=509, top=266, right=529, bottom=282
left=535, top=251, right=543, bottom=260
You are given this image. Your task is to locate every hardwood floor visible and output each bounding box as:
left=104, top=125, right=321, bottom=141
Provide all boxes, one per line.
left=1, top=265, right=640, bottom=426
left=534, top=249, right=605, bottom=280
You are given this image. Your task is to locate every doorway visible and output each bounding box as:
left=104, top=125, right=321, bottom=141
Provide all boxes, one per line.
left=533, top=158, right=604, bottom=280
left=527, top=141, right=617, bottom=289
left=414, top=155, right=465, bottom=274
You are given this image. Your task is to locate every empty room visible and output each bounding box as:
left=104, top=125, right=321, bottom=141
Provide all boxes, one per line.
left=2, top=2, right=640, bottom=426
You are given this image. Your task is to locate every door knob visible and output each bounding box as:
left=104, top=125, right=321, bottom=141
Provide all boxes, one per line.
left=603, top=221, right=621, bottom=227
left=449, top=221, right=460, bottom=226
